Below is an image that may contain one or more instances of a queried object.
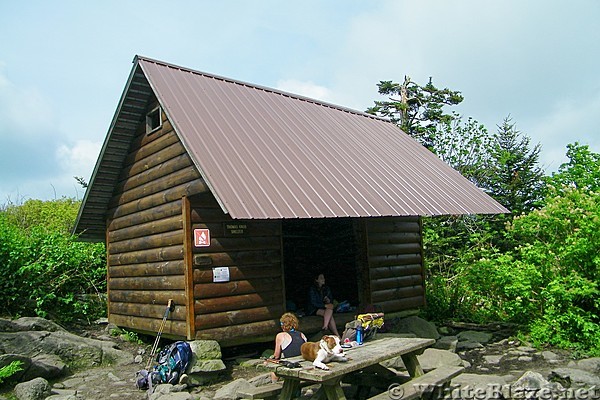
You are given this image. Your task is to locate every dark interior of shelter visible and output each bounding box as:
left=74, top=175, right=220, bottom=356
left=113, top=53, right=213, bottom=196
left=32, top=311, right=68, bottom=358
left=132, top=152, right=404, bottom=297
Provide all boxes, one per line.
left=282, top=218, right=360, bottom=314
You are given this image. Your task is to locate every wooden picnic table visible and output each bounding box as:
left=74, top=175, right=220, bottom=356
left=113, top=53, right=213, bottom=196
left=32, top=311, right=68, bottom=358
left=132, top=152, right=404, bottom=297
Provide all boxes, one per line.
left=271, top=336, right=436, bottom=400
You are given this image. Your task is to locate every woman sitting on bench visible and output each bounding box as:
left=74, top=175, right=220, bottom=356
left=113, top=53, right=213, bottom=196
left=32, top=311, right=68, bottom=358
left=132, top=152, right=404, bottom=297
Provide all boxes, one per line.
left=306, top=272, right=340, bottom=337
left=269, top=312, right=307, bottom=382
left=273, top=312, right=307, bottom=360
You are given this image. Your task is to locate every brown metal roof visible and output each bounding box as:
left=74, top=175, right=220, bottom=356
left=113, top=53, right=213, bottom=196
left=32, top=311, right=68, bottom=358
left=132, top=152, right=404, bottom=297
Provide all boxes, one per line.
left=138, top=56, right=507, bottom=219
left=75, top=55, right=507, bottom=239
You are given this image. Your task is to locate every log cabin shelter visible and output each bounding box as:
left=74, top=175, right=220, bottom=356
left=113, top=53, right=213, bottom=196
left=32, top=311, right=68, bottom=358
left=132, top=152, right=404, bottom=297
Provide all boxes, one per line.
left=74, top=55, right=508, bottom=347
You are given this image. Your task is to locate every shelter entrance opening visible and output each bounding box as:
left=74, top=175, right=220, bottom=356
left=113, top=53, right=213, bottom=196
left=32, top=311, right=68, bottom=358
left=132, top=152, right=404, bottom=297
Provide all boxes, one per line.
left=282, top=218, right=361, bottom=315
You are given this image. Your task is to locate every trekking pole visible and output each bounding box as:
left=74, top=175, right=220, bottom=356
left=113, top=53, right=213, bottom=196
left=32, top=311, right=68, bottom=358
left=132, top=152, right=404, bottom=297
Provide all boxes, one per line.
left=145, top=299, right=174, bottom=370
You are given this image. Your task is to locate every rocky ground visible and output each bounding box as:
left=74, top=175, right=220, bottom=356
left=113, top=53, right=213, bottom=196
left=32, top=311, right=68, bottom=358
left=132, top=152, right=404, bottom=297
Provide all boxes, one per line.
left=1, top=317, right=599, bottom=400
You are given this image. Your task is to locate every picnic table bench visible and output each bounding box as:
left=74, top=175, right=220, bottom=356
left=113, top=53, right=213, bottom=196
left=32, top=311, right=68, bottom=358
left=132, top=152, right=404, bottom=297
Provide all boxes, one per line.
left=264, top=336, right=463, bottom=400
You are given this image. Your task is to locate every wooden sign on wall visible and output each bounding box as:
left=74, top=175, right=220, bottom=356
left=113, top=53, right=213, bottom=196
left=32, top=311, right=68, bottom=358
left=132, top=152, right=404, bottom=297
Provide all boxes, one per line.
left=223, top=222, right=248, bottom=236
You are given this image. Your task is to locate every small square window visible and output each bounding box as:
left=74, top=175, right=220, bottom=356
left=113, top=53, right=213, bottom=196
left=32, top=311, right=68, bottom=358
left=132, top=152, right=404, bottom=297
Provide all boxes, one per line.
left=146, top=106, right=162, bottom=134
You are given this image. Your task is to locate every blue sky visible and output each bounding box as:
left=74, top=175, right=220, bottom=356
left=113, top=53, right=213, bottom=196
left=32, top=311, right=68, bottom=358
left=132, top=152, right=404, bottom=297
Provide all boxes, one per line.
left=1, top=1, right=599, bottom=203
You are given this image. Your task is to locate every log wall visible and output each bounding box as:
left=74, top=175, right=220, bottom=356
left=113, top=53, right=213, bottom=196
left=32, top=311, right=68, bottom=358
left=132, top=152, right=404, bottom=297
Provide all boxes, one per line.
left=189, top=193, right=284, bottom=346
left=365, top=217, right=425, bottom=312
left=102, top=106, right=424, bottom=344
left=106, top=106, right=207, bottom=338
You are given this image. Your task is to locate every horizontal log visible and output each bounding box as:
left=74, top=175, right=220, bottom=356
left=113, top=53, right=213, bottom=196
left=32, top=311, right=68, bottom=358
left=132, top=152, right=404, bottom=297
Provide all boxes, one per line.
left=109, top=275, right=185, bottom=290
left=194, top=278, right=283, bottom=299
left=195, top=250, right=282, bottom=267
left=122, top=126, right=179, bottom=168
left=193, top=236, right=281, bottom=253
left=369, top=264, right=423, bottom=280
left=108, top=244, right=184, bottom=265
left=367, top=232, right=421, bottom=245
left=108, top=180, right=209, bottom=220
left=195, top=305, right=284, bottom=330
left=367, top=218, right=421, bottom=233
left=109, top=301, right=187, bottom=320
left=109, top=215, right=183, bottom=243
left=367, top=243, right=422, bottom=257
left=108, top=229, right=183, bottom=254
left=116, top=153, right=194, bottom=195
left=189, top=192, right=222, bottom=210
left=373, top=296, right=425, bottom=314
left=122, top=140, right=186, bottom=178
left=190, top=208, right=233, bottom=223
left=109, top=260, right=184, bottom=277
left=194, top=264, right=281, bottom=284
left=195, top=290, right=283, bottom=314
left=194, top=313, right=359, bottom=346
left=109, top=313, right=187, bottom=338
left=109, top=290, right=187, bottom=305
left=112, top=167, right=201, bottom=206
left=195, top=319, right=279, bottom=345
left=109, top=200, right=182, bottom=231
left=371, top=286, right=424, bottom=304
left=370, top=275, right=424, bottom=292
left=368, top=253, right=422, bottom=268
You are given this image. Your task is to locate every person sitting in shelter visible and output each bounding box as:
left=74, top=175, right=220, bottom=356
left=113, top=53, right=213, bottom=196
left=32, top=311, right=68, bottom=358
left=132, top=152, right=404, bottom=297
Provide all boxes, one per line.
left=306, top=272, right=340, bottom=337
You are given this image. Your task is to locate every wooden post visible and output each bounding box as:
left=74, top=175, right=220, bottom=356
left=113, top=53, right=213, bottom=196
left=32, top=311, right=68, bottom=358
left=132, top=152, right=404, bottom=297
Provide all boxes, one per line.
left=278, top=220, right=286, bottom=312
left=357, top=218, right=371, bottom=306
left=182, top=195, right=196, bottom=339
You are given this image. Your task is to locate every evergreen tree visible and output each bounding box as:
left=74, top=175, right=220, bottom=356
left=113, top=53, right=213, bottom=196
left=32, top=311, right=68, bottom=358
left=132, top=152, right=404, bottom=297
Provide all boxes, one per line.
left=367, top=76, right=463, bottom=149
left=485, top=117, right=545, bottom=215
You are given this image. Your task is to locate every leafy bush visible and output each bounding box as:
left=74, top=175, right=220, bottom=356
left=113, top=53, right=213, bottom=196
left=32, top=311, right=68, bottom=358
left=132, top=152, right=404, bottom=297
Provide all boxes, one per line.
left=0, top=215, right=29, bottom=312
left=513, top=189, right=599, bottom=355
left=0, top=199, right=106, bottom=324
left=528, top=274, right=600, bottom=355
left=546, top=143, right=600, bottom=193
left=422, top=214, right=502, bottom=322
left=2, top=198, right=81, bottom=235
left=423, top=143, right=600, bottom=356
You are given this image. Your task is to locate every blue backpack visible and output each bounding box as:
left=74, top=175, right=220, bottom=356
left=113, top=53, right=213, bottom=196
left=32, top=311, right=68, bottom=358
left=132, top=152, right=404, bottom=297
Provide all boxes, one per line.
left=155, top=341, right=192, bottom=384
left=136, top=341, right=193, bottom=390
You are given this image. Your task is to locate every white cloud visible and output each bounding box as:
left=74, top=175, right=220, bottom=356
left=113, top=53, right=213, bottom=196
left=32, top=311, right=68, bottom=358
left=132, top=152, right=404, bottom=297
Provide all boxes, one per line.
left=276, top=79, right=334, bottom=103
left=56, top=140, right=101, bottom=176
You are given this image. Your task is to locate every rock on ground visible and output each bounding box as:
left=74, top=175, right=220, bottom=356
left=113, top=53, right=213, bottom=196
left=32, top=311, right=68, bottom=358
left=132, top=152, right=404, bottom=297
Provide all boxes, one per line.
left=394, top=316, right=440, bottom=339
left=13, top=377, right=52, bottom=400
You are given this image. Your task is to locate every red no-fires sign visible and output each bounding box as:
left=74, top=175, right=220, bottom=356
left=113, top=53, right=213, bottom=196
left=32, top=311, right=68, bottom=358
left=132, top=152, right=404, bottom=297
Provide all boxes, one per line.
left=194, top=228, right=210, bottom=247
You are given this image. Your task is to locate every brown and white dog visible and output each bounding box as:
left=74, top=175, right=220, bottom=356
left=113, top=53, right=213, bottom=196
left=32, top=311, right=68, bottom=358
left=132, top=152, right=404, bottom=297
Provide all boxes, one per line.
left=300, top=335, right=347, bottom=370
